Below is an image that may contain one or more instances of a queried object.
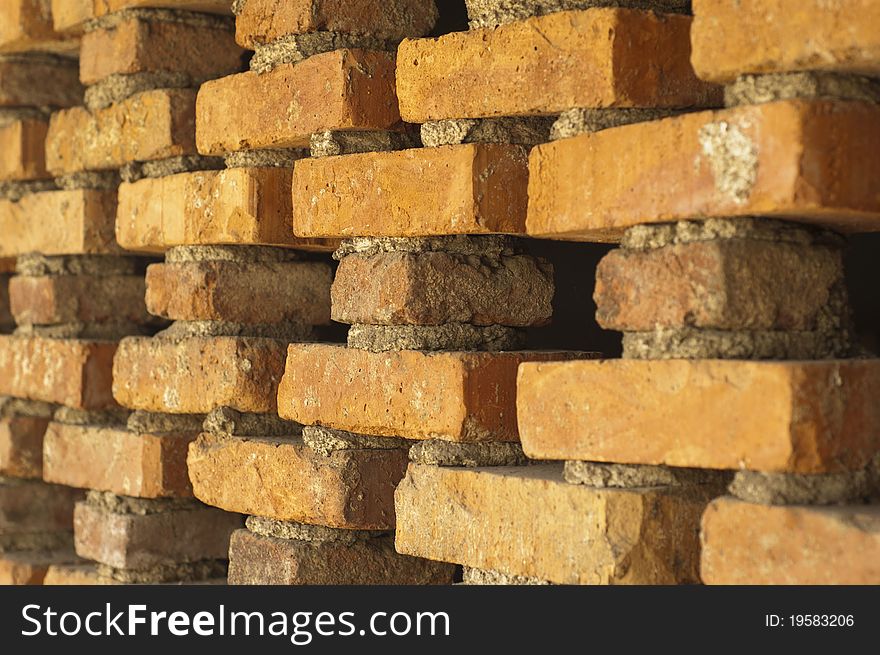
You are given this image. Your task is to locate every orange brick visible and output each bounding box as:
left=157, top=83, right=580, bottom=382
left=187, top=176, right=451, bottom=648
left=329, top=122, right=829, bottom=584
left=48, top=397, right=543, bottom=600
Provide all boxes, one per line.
left=9, top=274, right=149, bottom=327
left=146, top=260, right=331, bottom=325
left=527, top=99, right=880, bottom=241
left=196, top=49, right=400, bottom=155
left=235, top=0, right=438, bottom=48
left=701, top=497, right=880, bottom=584
left=43, top=423, right=197, bottom=498
left=395, top=463, right=713, bottom=584
left=396, top=9, right=719, bottom=122
left=293, top=144, right=529, bottom=237
left=113, top=336, right=288, bottom=414
left=279, top=343, right=586, bottom=441
left=0, top=55, right=81, bottom=107
left=0, top=549, right=79, bottom=585
left=80, top=15, right=243, bottom=86
left=187, top=432, right=407, bottom=529
left=53, top=1, right=232, bottom=34
left=0, top=414, right=49, bottom=478
left=0, top=0, right=77, bottom=54
left=0, top=188, right=119, bottom=258
left=517, top=358, right=880, bottom=474
left=46, top=88, right=197, bottom=175
left=115, top=169, right=337, bottom=253
left=692, top=0, right=880, bottom=83
left=0, top=335, right=118, bottom=409
left=0, top=118, right=49, bottom=181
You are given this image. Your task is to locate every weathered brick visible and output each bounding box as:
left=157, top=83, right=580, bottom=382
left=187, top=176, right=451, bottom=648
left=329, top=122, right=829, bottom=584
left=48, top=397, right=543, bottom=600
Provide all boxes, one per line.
left=0, top=335, right=118, bottom=409
left=235, top=0, right=437, bottom=48
left=517, top=358, right=880, bottom=474
left=701, top=496, right=880, bottom=584
left=146, top=260, right=331, bottom=325
left=0, top=119, right=49, bottom=181
left=196, top=49, right=399, bottom=155
left=74, top=498, right=240, bottom=569
left=80, top=15, right=243, bottom=86
left=395, top=463, right=714, bottom=584
left=43, top=423, right=197, bottom=498
left=279, top=343, right=587, bottom=441
left=113, top=336, right=288, bottom=414
left=0, top=54, right=81, bottom=107
left=0, top=189, right=119, bottom=258
left=0, top=0, right=78, bottom=54
left=0, top=549, right=79, bottom=585
left=527, top=99, right=880, bottom=241
left=52, top=1, right=232, bottom=34
left=46, top=88, right=197, bottom=175
left=293, top=144, right=529, bottom=237
left=0, top=478, right=80, bottom=535
left=115, top=169, right=337, bottom=253
left=396, top=9, right=719, bottom=123
left=228, top=529, right=455, bottom=585
left=595, top=239, right=844, bottom=332
left=188, top=432, right=407, bottom=529
left=692, top=0, right=880, bottom=83
left=0, top=414, right=49, bottom=478
left=332, top=250, right=553, bottom=326
left=9, top=274, right=149, bottom=327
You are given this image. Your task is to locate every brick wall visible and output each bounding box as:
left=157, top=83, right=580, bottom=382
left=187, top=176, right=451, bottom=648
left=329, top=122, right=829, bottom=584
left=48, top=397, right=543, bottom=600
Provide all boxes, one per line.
left=0, top=0, right=878, bottom=585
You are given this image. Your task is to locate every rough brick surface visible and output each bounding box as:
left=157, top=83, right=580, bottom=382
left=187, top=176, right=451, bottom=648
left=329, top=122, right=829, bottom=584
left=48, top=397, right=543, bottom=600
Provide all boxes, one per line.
left=188, top=432, right=407, bottom=529
left=0, top=56, right=81, bottom=107
left=196, top=50, right=399, bottom=155
left=701, top=497, right=880, bottom=584
left=396, top=9, right=720, bottom=122
left=279, top=343, right=588, bottom=441
left=52, top=1, right=232, bottom=34
left=692, top=0, right=880, bottom=83
left=113, top=336, right=288, bottom=414
left=0, top=414, right=49, bottom=478
left=293, top=144, right=529, bottom=237
left=0, top=0, right=78, bottom=54
left=527, top=100, right=880, bottom=241
left=0, top=335, right=118, bottom=409
left=80, top=15, right=243, bottom=86
left=0, top=189, right=119, bottom=258
left=146, top=260, right=331, bottom=325
left=517, top=358, right=880, bottom=474
left=0, top=119, right=48, bottom=181
left=46, top=88, right=197, bottom=175
left=395, top=463, right=714, bottom=585
left=43, top=423, right=197, bottom=498
left=228, top=529, right=455, bottom=585
left=115, top=169, right=336, bottom=252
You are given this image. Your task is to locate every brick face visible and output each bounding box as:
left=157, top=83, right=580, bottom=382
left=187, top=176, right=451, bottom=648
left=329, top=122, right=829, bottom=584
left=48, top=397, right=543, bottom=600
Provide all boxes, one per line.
left=0, top=119, right=49, bottom=181
left=0, top=54, right=81, bottom=107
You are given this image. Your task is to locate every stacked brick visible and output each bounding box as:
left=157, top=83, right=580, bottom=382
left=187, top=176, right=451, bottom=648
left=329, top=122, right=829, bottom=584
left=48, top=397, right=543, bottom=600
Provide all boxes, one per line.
left=518, top=0, right=880, bottom=584
left=17, top=0, right=245, bottom=586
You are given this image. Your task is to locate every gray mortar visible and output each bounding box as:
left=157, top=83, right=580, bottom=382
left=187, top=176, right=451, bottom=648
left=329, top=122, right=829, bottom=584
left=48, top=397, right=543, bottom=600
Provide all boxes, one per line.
left=83, top=8, right=233, bottom=33
left=54, top=170, right=120, bottom=191
left=224, top=149, right=308, bottom=169
left=725, top=72, right=880, bottom=108
left=120, top=155, right=225, bottom=183
left=0, top=532, right=73, bottom=554
left=420, top=117, right=554, bottom=148
left=53, top=406, right=130, bottom=427
left=85, top=490, right=203, bottom=516
left=203, top=406, right=301, bottom=438
left=245, top=516, right=388, bottom=545
left=0, top=179, right=58, bottom=202
left=310, top=130, right=419, bottom=158
left=465, top=0, right=691, bottom=29
left=564, top=460, right=731, bottom=488
left=334, top=235, right=522, bottom=260
left=730, top=460, right=880, bottom=506
left=15, top=254, right=148, bottom=276
left=462, top=567, right=551, bottom=585
left=127, top=411, right=205, bottom=435
left=621, top=217, right=845, bottom=251
left=96, top=560, right=228, bottom=584
left=301, top=425, right=410, bottom=456
left=157, top=320, right=314, bottom=341
left=84, top=72, right=193, bottom=111
left=410, top=440, right=529, bottom=467
left=0, top=107, right=51, bottom=127
left=550, top=107, right=683, bottom=140
left=0, top=397, right=55, bottom=419
left=165, top=244, right=301, bottom=264
left=250, top=33, right=395, bottom=74
left=347, top=324, right=527, bottom=352
left=14, top=322, right=156, bottom=340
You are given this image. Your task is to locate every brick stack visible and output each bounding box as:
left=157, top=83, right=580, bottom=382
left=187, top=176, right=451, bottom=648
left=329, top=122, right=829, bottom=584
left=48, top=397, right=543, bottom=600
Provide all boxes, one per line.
left=518, top=0, right=880, bottom=584
left=25, top=0, right=245, bottom=586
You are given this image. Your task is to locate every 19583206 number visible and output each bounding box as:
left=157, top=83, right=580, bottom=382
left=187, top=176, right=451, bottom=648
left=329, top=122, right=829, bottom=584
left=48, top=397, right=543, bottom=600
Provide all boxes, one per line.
left=789, top=615, right=854, bottom=627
